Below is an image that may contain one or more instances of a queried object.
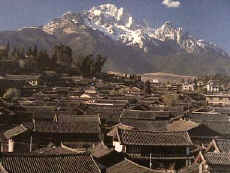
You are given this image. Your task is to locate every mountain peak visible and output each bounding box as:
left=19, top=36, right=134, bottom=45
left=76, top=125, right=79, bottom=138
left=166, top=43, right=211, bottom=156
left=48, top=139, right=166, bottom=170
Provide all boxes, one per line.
left=41, top=4, right=228, bottom=56
left=88, top=3, right=133, bottom=28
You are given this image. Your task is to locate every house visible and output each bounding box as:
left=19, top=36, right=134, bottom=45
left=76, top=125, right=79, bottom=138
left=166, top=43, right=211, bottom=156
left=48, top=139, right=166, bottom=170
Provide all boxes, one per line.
left=5, top=74, right=40, bottom=87
left=178, top=163, right=199, bottom=173
left=206, top=80, right=220, bottom=93
left=107, top=158, right=167, bottom=173
left=206, top=138, right=230, bottom=153
left=32, top=145, right=81, bottom=155
left=195, top=152, right=230, bottom=172
left=81, top=87, right=98, bottom=99
left=167, top=119, right=222, bottom=150
left=167, top=120, right=199, bottom=132
left=119, top=110, right=176, bottom=131
left=182, top=83, right=194, bottom=92
left=193, top=120, right=230, bottom=138
left=205, top=94, right=230, bottom=106
left=2, top=114, right=102, bottom=152
left=2, top=124, right=30, bottom=152
left=84, top=103, right=125, bottom=126
left=91, top=143, right=125, bottom=168
left=27, top=118, right=101, bottom=150
left=0, top=152, right=101, bottom=173
left=120, top=110, right=177, bottom=121
left=106, top=123, right=137, bottom=146
left=111, top=128, right=194, bottom=169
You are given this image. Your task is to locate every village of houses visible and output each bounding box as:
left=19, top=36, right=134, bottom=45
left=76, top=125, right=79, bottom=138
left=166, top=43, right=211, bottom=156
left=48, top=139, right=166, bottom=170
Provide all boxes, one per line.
left=0, top=72, right=230, bottom=173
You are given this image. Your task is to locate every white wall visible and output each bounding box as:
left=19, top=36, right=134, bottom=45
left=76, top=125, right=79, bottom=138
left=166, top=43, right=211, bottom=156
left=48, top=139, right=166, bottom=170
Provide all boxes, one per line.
left=113, top=141, right=123, bottom=152
left=8, top=139, right=14, bottom=152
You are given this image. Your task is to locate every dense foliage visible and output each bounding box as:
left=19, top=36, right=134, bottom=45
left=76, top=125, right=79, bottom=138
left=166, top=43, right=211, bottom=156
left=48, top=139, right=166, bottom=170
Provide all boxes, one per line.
left=0, top=44, right=106, bottom=77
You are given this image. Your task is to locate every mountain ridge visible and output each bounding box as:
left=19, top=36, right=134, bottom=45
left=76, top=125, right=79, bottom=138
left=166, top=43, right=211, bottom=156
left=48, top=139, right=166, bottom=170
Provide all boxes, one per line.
left=0, top=3, right=230, bottom=75
left=41, top=4, right=228, bottom=57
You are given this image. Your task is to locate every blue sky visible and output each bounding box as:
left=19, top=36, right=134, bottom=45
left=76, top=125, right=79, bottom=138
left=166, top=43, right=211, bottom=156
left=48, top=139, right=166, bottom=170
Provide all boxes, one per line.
left=0, top=0, right=229, bottom=53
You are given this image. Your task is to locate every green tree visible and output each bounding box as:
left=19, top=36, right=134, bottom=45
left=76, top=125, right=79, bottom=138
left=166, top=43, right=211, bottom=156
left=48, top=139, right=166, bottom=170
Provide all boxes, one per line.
left=144, top=80, right=152, bottom=96
left=37, top=49, right=51, bottom=70
left=76, top=54, right=106, bottom=77
left=94, top=55, right=106, bottom=74
left=52, top=44, right=72, bottom=67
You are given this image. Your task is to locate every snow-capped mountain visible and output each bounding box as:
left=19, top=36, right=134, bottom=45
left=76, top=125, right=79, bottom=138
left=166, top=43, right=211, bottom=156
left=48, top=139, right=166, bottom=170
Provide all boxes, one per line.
left=153, top=21, right=228, bottom=56
left=42, top=3, right=228, bottom=56
left=1, top=3, right=230, bottom=75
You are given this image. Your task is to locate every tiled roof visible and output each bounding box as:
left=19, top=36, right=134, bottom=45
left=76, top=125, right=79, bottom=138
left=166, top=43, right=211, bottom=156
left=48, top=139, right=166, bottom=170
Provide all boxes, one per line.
left=120, top=110, right=175, bottom=120
left=203, top=152, right=230, bottom=166
left=208, top=165, right=230, bottom=172
left=215, top=138, right=230, bottom=152
left=178, top=163, right=199, bottom=173
left=190, top=113, right=229, bottom=122
left=94, top=150, right=125, bottom=168
left=188, top=124, right=221, bottom=137
left=117, top=129, right=193, bottom=146
left=95, top=99, right=128, bottom=104
left=57, top=114, right=100, bottom=123
left=107, top=123, right=136, bottom=137
left=24, top=120, right=100, bottom=134
left=120, top=119, right=168, bottom=131
left=167, top=120, right=199, bottom=132
left=33, top=146, right=78, bottom=155
left=85, top=106, right=123, bottom=124
left=91, top=143, right=113, bottom=158
left=0, top=152, right=101, bottom=173
left=198, top=121, right=230, bottom=136
left=106, top=158, right=165, bottom=173
left=3, top=124, right=28, bottom=139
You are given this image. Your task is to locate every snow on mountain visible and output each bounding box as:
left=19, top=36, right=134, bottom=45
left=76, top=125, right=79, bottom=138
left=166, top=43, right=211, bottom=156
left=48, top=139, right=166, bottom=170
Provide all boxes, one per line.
left=42, top=3, right=229, bottom=56
left=152, top=21, right=228, bottom=56
left=83, top=3, right=150, bottom=48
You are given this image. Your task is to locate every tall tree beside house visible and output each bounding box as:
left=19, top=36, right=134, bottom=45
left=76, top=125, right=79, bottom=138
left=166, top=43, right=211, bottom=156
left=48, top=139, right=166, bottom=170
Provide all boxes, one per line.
left=144, top=80, right=152, bottom=96
left=26, top=47, right=33, bottom=58
left=32, top=45, right=38, bottom=57
left=11, top=47, right=26, bottom=60
left=37, top=50, right=51, bottom=69
left=52, top=44, right=73, bottom=67
left=94, top=54, right=107, bottom=74
left=77, top=54, right=94, bottom=77
left=25, top=46, right=38, bottom=58
left=76, top=54, right=106, bottom=77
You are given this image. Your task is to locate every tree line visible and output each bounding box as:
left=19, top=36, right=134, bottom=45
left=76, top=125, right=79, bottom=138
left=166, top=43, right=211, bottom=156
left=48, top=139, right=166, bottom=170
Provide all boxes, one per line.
left=0, top=43, right=106, bottom=77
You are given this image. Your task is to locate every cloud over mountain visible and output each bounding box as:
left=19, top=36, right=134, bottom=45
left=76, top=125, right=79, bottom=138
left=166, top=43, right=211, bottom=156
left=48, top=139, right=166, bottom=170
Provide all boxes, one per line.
left=162, top=0, right=181, bottom=8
